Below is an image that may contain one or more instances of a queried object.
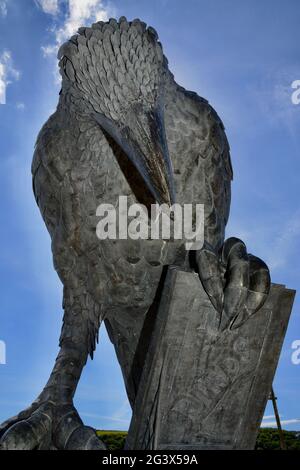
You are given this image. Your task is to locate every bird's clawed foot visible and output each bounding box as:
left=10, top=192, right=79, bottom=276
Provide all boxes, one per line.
left=0, top=402, right=106, bottom=450
left=196, top=237, right=271, bottom=331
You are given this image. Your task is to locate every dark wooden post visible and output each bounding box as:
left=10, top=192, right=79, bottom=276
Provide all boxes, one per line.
left=270, top=387, right=287, bottom=450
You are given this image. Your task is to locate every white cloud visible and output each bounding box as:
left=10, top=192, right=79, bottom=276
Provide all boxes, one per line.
left=38, top=0, right=115, bottom=55
left=0, top=50, right=20, bottom=105
left=35, top=0, right=59, bottom=15
left=81, top=411, right=130, bottom=425
left=261, top=418, right=300, bottom=428
left=56, top=0, right=111, bottom=45
left=262, top=414, right=281, bottom=420
left=36, top=0, right=115, bottom=84
left=0, top=0, right=7, bottom=17
left=41, top=44, right=58, bottom=57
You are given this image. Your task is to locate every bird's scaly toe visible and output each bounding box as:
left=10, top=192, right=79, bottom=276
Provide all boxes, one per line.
left=0, top=402, right=106, bottom=450
left=197, top=237, right=270, bottom=331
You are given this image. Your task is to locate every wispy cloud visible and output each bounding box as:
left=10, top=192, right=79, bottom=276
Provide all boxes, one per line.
left=0, top=50, right=20, bottom=105
left=35, top=0, right=59, bottom=15
left=36, top=0, right=115, bottom=83
left=262, top=414, right=300, bottom=428
left=41, top=44, right=57, bottom=57
left=110, top=399, right=131, bottom=423
left=81, top=412, right=130, bottom=425
left=0, top=0, right=7, bottom=17
left=251, top=68, right=300, bottom=137
left=261, top=418, right=300, bottom=428
left=37, top=0, right=115, bottom=56
left=56, top=0, right=113, bottom=46
left=262, top=414, right=281, bottom=420
left=80, top=399, right=131, bottom=428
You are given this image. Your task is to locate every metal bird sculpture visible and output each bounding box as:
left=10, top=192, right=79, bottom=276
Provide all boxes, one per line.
left=0, top=17, right=270, bottom=450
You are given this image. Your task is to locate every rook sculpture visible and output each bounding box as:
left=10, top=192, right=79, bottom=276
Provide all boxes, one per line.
left=0, top=17, right=292, bottom=450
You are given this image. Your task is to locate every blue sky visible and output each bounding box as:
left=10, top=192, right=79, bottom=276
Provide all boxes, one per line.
left=0, top=0, right=299, bottom=432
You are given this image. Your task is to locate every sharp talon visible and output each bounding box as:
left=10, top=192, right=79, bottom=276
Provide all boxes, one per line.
left=0, top=409, right=51, bottom=451
left=196, top=242, right=224, bottom=316
left=65, top=426, right=107, bottom=450
left=221, top=237, right=247, bottom=266
left=202, top=276, right=224, bottom=313
left=0, top=405, right=36, bottom=439
left=197, top=238, right=271, bottom=332
left=0, top=421, right=37, bottom=450
left=220, top=286, right=249, bottom=331
left=219, top=238, right=249, bottom=331
left=247, top=254, right=271, bottom=303
left=53, top=407, right=83, bottom=449
left=0, top=402, right=105, bottom=450
left=230, top=254, right=271, bottom=330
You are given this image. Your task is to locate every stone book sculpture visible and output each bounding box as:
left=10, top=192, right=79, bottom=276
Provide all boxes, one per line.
left=0, top=17, right=295, bottom=450
left=125, top=267, right=295, bottom=450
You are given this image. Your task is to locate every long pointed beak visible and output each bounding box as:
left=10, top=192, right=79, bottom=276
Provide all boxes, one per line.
left=93, top=107, right=175, bottom=206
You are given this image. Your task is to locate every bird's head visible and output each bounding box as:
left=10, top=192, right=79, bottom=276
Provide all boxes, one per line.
left=58, top=17, right=175, bottom=207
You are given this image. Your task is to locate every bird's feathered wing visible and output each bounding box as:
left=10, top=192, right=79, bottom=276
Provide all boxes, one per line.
left=164, top=82, right=232, bottom=251
left=31, top=17, right=233, bottom=358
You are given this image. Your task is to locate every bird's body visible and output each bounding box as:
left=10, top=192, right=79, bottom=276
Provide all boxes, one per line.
left=32, top=53, right=232, bottom=310
left=0, top=17, right=269, bottom=450
left=32, top=58, right=231, bottom=385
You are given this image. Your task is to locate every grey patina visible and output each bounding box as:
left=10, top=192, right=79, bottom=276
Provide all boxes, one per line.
left=0, top=17, right=275, bottom=450
left=125, top=267, right=295, bottom=450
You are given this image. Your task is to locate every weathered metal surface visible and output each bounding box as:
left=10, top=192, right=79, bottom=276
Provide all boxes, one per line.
left=0, top=16, right=279, bottom=450
left=126, top=267, right=295, bottom=450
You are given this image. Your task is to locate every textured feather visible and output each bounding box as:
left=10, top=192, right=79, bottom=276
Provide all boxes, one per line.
left=58, top=18, right=167, bottom=122
left=33, top=17, right=233, bottom=357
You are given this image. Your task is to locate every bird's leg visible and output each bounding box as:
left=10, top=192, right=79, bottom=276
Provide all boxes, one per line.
left=196, top=237, right=270, bottom=331
left=0, top=290, right=105, bottom=450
